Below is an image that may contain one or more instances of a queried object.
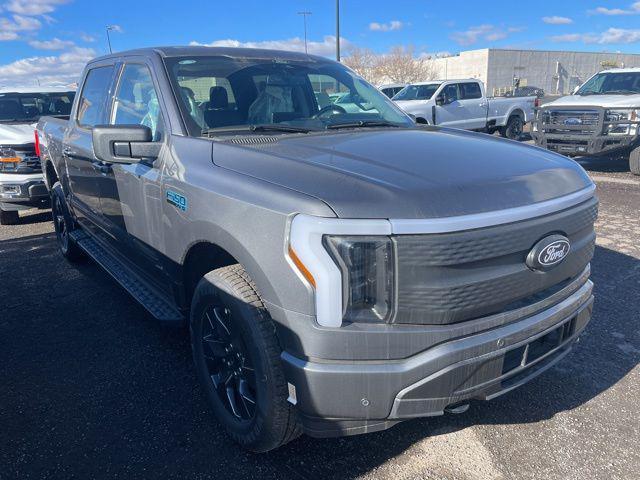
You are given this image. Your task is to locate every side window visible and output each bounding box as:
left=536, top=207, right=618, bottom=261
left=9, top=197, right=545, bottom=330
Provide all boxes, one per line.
left=76, top=66, right=115, bottom=127
left=442, top=84, right=459, bottom=103
left=460, top=82, right=482, bottom=100
left=112, top=64, right=164, bottom=140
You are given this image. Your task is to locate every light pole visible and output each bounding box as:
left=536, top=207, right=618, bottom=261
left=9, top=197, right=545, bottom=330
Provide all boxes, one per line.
left=335, top=0, right=340, bottom=62
left=106, top=25, right=116, bottom=54
left=297, top=11, right=312, bottom=54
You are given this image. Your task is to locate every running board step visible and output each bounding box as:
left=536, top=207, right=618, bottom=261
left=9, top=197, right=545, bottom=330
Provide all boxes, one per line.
left=69, top=230, right=184, bottom=323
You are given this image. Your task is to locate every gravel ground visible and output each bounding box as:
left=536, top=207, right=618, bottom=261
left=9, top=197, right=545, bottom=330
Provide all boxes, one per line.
left=0, top=154, right=638, bottom=480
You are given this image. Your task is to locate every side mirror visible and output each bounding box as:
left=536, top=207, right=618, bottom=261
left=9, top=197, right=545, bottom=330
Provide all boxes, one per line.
left=435, top=94, right=446, bottom=106
left=92, top=124, right=161, bottom=165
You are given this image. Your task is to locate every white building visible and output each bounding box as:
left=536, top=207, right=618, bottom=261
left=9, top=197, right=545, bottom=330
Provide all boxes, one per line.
left=430, top=48, right=640, bottom=96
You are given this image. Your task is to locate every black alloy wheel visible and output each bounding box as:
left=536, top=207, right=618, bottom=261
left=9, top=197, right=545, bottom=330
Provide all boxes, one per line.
left=200, top=304, right=257, bottom=422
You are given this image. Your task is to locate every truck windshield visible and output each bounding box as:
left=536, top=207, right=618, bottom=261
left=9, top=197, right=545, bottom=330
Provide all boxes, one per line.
left=164, top=56, right=413, bottom=135
left=393, top=84, right=441, bottom=101
left=575, top=72, right=640, bottom=96
left=0, top=91, right=75, bottom=123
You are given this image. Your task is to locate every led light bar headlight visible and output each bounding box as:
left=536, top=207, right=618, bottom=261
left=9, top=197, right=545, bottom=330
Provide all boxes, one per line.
left=287, top=214, right=392, bottom=327
left=324, top=236, right=394, bottom=323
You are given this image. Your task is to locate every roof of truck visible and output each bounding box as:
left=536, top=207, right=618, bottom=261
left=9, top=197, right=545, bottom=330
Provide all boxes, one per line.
left=91, top=46, right=333, bottom=63
left=0, top=86, right=75, bottom=94
left=599, top=68, right=640, bottom=74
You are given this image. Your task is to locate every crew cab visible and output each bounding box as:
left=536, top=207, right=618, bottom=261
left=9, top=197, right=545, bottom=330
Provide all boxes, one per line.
left=393, top=79, right=536, bottom=139
left=532, top=68, right=640, bottom=175
left=37, top=47, right=596, bottom=452
left=0, top=86, right=75, bottom=224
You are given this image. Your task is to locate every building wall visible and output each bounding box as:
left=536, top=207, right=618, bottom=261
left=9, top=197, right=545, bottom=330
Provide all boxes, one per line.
left=431, top=49, right=489, bottom=85
left=430, top=49, right=640, bottom=96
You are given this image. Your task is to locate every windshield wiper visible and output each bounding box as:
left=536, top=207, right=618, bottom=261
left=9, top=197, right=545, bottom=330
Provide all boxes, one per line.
left=326, top=120, right=402, bottom=130
left=603, top=89, right=639, bottom=95
left=202, top=124, right=313, bottom=136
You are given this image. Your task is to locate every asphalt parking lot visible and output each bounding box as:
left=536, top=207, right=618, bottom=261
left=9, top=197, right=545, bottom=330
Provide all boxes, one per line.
left=1, top=155, right=639, bottom=480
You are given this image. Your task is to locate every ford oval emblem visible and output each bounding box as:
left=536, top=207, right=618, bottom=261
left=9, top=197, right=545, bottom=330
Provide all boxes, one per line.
left=564, top=117, right=582, bottom=126
left=526, top=235, right=571, bottom=271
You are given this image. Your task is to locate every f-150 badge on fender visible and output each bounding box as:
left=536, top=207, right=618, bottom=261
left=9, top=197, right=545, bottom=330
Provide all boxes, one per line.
left=166, top=190, right=187, bottom=211
left=526, top=235, right=571, bottom=271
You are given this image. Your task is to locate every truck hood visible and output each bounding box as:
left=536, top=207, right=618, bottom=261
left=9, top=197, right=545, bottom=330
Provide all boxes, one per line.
left=546, top=94, right=640, bottom=109
left=0, top=123, right=36, bottom=145
left=394, top=99, right=432, bottom=114
left=212, top=127, right=593, bottom=219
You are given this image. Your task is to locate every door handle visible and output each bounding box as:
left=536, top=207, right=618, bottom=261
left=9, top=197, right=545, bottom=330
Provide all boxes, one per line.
left=63, top=147, right=81, bottom=159
left=91, top=162, right=112, bottom=174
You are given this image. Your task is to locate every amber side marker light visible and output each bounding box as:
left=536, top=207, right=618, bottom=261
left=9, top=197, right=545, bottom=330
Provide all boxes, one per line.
left=288, top=246, right=316, bottom=288
left=0, top=157, right=20, bottom=163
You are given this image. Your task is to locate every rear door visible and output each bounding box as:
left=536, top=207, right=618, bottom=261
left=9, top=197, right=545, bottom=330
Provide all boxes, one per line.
left=458, top=81, right=487, bottom=129
left=64, top=63, right=116, bottom=224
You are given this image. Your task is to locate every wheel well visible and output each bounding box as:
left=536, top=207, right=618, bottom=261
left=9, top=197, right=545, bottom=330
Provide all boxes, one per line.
left=44, top=161, right=59, bottom=190
left=415, top=117, right=429, bottom=125
left=182, top=242, right=238, bottom=307
left=509, top=109, right=524, bottom=121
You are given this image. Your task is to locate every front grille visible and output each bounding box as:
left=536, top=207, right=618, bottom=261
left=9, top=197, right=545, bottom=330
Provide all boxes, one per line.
left=0, top=143, right=40, bottom=173
left=541, top=109, right=600, bottom=135
left=393, top=197, right=597, bottom=325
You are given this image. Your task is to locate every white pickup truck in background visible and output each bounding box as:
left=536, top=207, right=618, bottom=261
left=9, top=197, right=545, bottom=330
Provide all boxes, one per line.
left=0, top=86, right=75, bottom=224
left=532, top=68, right=640, bottom=175
left=392, top=79, right=537, bottom=139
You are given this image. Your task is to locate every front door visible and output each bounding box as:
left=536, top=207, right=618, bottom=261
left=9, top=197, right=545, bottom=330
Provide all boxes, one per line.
left=64, top=65, right=116, bottom=222
left=434, top=83, right=465, bottom=128
left=97, top=61, right=169, bottom=293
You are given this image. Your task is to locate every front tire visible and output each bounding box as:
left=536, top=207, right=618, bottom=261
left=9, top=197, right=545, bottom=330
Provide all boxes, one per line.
left=500, top=114, right=524, bottom=140
left=630, top=146, right=640, bottom=175
left=190, top=264, right=301, bottom=452
left=0, top=209, right=19, bottom=225
left=51, top=182, right=84, bottom=262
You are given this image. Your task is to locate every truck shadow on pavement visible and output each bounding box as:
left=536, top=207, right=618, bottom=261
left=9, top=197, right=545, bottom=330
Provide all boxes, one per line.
left=1, top=233, right=638, bottom=479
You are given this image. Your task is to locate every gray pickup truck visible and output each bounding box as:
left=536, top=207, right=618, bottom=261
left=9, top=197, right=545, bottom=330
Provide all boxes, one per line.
left=37, top=47, right=597, bottom=452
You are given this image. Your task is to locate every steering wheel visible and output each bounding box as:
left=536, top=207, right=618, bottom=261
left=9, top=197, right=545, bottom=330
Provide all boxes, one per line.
left=312, top=104, right=347, bottom=119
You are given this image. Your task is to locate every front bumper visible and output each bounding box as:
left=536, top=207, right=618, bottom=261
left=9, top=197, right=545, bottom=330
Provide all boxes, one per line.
left=0, top=173, right=49, bottom=211
left=532, top=130, right=637, bottom=156
left=277, top=271, right=593, bottom=438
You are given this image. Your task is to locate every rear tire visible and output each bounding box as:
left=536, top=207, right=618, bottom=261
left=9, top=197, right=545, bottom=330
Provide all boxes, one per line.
left=51, top=182, right=85, bottom=262
left=190, top=264, right=301, bottom=452
left=500, top=115, right=524, bottom=140
left=630, top=147, right=640, bottom=175
left=0, top=209, right=19, bottom=225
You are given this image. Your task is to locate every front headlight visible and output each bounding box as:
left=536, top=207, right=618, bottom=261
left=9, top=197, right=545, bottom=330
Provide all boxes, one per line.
left=0, top=147, right=20, bottom=172
left=287, top=214, right=392, bottom=327
left=605, top=109, right=639, bottom=135
left=324, top=236, right=394, bottom=323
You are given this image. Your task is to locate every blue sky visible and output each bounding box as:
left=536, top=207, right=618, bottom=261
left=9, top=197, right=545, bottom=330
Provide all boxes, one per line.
left=2, top=0, right=640, bottom=85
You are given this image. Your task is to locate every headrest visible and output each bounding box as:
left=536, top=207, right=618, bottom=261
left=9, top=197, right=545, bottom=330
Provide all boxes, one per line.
left=209, top=86, right=228, bottom=109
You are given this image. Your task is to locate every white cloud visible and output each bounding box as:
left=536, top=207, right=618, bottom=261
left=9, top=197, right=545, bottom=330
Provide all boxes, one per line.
left=369, top=20, right=404, bottom=32
left=590, top=2, right=640, bottom=15
left=190, top=35, right=352, bottom=57
left=28, top=37, right=75, bottom=50
left=0, top=47, right=95, bottom=86
left=107, top=24, right=123, bottom=33
left=0, top=14, right=41, bottom=40
left=80, top=33, right=96, bottom=42
left=450, top=25, right=520, bottom=46
left=542, top=16, right=573, bottom=24
left=551, top=28, right=640, bottom=44
left=4, top=0, right=70, bottom=16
